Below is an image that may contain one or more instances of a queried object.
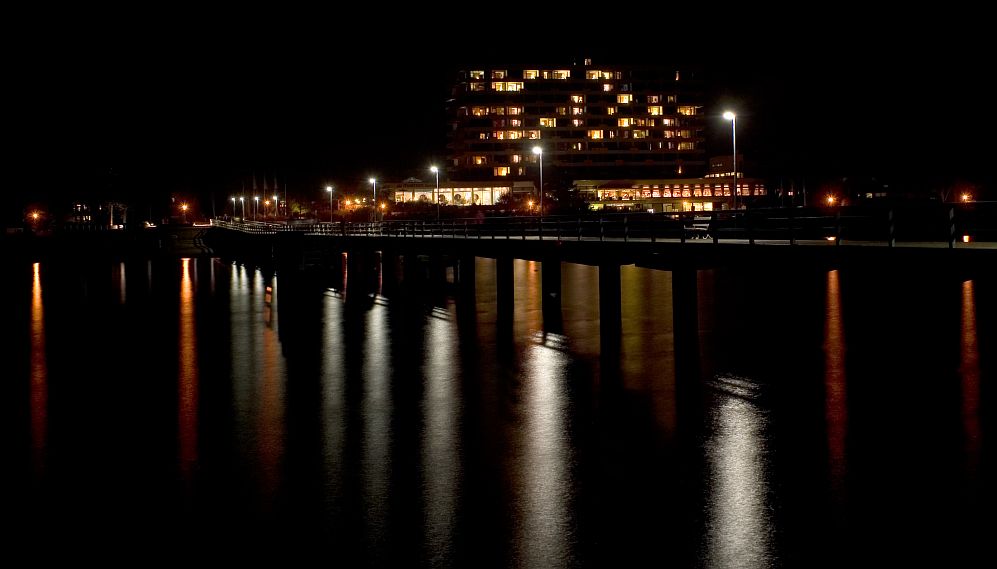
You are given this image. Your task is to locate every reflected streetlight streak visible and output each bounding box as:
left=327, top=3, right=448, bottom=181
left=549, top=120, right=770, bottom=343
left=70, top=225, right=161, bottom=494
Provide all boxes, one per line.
left=960, top=280, right=980, bottom=477
left=320, top=287, right=347, bottom=514
left=514, top=336, right=572, bottom=568
left=824, top=270, right=847, bottom=496
left=362, top=302, right=392, bottom=553
left=178, top=258, right=199, bottom=482
left=422, top=313, right=460, bottom=562
left=30, top=262, right=48, bottom=474
left=258, top=270, right=285, bottom=505
left=704, top=378, right=773, bottom=569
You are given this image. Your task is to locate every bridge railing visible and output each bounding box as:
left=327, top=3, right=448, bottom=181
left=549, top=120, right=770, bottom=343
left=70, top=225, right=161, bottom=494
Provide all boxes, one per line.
left=213, top=203, right=995, bottom=247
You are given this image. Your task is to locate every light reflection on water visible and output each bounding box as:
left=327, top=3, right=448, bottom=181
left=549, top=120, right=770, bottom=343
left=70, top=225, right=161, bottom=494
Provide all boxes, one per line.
left=9, top=255, right=992, bottom=566
left=703, top=375, right=773, bottom=569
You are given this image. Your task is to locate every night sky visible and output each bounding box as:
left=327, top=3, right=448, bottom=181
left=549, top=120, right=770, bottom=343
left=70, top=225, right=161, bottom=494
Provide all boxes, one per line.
left=6, top=9, right=993, bottom=221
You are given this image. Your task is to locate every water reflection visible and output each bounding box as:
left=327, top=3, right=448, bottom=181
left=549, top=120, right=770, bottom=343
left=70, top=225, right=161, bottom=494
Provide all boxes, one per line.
left=514, top=332, right=573, bottom=568
left=960, top=280, right=980, bottom=477
left=178, top=258, right=199, bottom=481
left=229, top=262, right=286, bottom=509
left=703, top=375, right=773, bottom=569
left=362, top=297, right=392, bottom=553
left=423, top=310, right=460, bottom=563
left=30, top=262, right=47, bottom=474
left=824, top=270, right=847, bottom=495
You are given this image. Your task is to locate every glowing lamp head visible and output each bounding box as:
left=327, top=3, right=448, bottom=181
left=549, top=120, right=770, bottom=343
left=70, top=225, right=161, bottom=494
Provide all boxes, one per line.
left=369, top=178, right=376, bottom=184
left=254, top=196, right=259, bottom=202
left=239, top=197, right=244, bottom=202
left=723, top=111, right=736, bottom=121
left=826, top=196, right=836, bottom=205
left=180, top=204, right=188, bottom=212
left=532, top=146, right=543, bottom=156
left=326, top=186, right=333, bottom=193
left=31, top=212, right=39, bottom=220
left=273, top=195, right=278, bottom=201
left=961, top=193, right=971, bottom=202
left=430, top=166, right=438, bottom=173
left=379, top=203, right=386, bottom=210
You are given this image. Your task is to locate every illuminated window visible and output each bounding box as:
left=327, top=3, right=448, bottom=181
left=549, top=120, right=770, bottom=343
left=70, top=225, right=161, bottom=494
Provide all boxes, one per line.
left=494, top=167, right=510, bottom=177
left=492, top=70, right=506, bottom=79
left=552, top=69, right=570, bottom=79
left=494, top=107, right=506, bottom=116
left=493, top=131, right=505, bottom=140
left=586, top=70, right=601, bottom=79
left=588, top=129, right=603, bottom=139
left=571, top=94, right=584, bottom=103
left=470, top=70, right=484, bottom=79
left=509, top=118, right=522, bottom=127
left=472, top=106, right=488, bottom=116
left=527, top=130, right=540, bottom=139
left=603, top=84, right=613, bottom=92
left=540, top=117, right=557, bottom=127
left=506, top=131, right=521, bottom=139
left=618, top=117, right=632, bottom=127
left=508, top=106, right=523, bottom=115
left=606, top=106, right=617, bottom=115
left=602, top=71, right=613, bottom=80
left=556, top=106, right=567, bottom=116
left=571, top=142, right=583, bottom=150
left=571, top=106, right=584, bottom=115
left=607, top=130, right=616, bottom=138
left=517, top=167, right=524, bottom=175
left=473, top=156, right=487, bottom=165
left=492, top=82, right=505, bottom=91
left=663, top=130, right=675, bottom=138
left=479, top=133, right=489, bottom=140
left=648, top=95, right=660, bottom=103
left=523, top=69, right=539, bottom=79
left=677, top=105, right=697, bottom=116
left=680, top=130, right=692, bottom=138
left=648, top=105, right=663, bottom=115
left=511, top=154, right=521, bottom=163
left=667, top=95, right=676, bottom=103
left=470, top=83, right=484, bottom=91
left=633, top=129, right=648, bottom=139
left=675, top=70, right=681, bottom=81
left=678, top=142, right=695, bottom=150
left=661, top=118, right=674, bottom=126
left=507, top=81, right=523, bottom=91
left=617, top=94, right=632, bottom=104
left=572, top=119, right=583, bottom=127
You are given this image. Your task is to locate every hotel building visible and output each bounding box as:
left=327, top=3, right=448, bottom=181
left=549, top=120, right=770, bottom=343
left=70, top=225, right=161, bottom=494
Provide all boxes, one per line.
left=448, top=59, right=707, bottom=186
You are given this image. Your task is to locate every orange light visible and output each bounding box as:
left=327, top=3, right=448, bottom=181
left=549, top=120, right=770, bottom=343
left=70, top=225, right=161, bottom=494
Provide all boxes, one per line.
left=963, top=235, right=971, bottom=243
left=264, top=200, right=270, bottom=206
left=31, top=212, right=39, bottom=220
left=961, top=194, right=971, bottom=202
left=527, top=200, right=533, bottom=208
left=180, top=203, right=188, bottom=212
left=379, top=203, right=386, bottom=210
left=826, top=196, right=836, bottom=205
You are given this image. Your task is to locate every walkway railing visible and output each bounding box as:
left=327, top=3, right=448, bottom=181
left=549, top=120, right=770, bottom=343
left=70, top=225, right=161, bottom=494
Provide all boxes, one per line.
left=212, top=204, right=996, bottom=248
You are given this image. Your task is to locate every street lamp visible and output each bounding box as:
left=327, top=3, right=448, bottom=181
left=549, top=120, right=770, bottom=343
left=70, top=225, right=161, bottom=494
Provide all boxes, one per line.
left=231, top=197, right=236, bottom=218
left=239, top=196, right=245, bottom=219
left=180, top=203, right=188, bottom=224
left=961, top=193, right=971, bottom=202
left=723, top=111, right=737, bottom=209
left=326, top=186, right=335, bottom=222
left=532, top=146, right=543, bottom=214
left=253, top=196, right=260, bottom=220
left=273, top=194, right=279, bottom=218
left=369, top=178, right=377, bottom=201
left=430, top=166, right=440, bottom=219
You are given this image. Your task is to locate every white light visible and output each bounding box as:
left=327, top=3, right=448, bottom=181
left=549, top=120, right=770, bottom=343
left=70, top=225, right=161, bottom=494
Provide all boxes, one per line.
left=430, top=166, right=438, bottom=173
left=326, top=186, right=333, bottom=193
left=532, top=146, right=543, bottom=155
left=723, top=111, right=736, bottom=121
left=369, top=178, right=376, bottom=184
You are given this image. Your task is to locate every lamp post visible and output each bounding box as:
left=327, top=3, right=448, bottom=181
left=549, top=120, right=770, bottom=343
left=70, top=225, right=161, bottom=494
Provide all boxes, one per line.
left=430, top=166, right=440, bottom=220
left=231, top=197, right=236, bottom=219
left=326, top=186, right=334, bottom=222
left=723, top=111, right=737, bottom=210
left=239, top=196, right=245, bottom=219
left=532, top=146, right=543, bottom=214
left=369, top=178, right=377, bottom=221
left=180, top=203, right=188, bottom=224
left=253, top=196, right=259, bottom=220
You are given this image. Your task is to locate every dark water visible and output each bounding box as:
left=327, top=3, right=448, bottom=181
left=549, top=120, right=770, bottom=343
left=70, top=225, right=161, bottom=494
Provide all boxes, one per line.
left=2, top=254, right=993, bottom=566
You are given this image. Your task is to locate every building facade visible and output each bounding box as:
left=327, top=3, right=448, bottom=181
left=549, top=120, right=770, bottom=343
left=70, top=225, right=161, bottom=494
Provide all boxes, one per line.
left=386, top=179, right=536, bottom=206
left=448, top=60, right=706, bottom=187
left=576, top=176, right=766, bottom=212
